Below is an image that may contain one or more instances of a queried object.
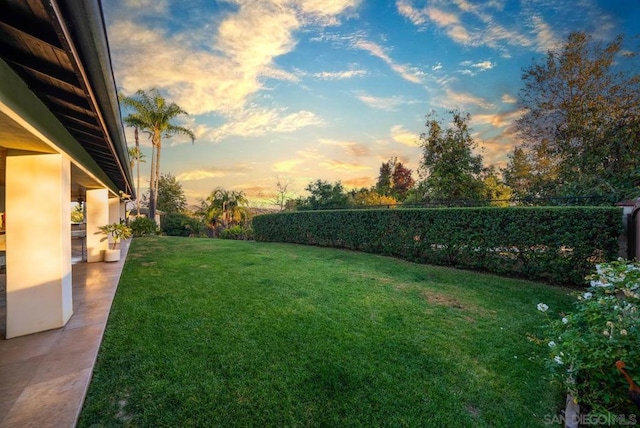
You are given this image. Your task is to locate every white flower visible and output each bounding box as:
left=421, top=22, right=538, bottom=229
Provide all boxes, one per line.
left=590, top=280, right=609, bottom=287
left=583, top=292, right=593, bottom=299
left=562, top=317, right=568, bottom=324
left=620, top=329, right=628, bottom=336
left=548, top=341, right=556, bottom=347
left=554, top=355, right=564, bottom=365
left=603, top=330, right=610, bottom=337
left=537, top=303, right=549, bottom=312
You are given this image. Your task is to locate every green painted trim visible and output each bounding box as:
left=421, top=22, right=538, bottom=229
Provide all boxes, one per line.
left=0, top=59, right=119, bottom=194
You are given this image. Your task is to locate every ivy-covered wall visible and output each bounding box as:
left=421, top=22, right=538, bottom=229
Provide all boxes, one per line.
left=253, top=207, right=623, bottom=285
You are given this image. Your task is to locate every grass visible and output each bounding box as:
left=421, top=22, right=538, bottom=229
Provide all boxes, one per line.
left=78, top=236, right=575, bottom=427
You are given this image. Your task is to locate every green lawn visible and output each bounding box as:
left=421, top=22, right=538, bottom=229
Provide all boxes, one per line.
left=78, top=236, right=575, bottom=427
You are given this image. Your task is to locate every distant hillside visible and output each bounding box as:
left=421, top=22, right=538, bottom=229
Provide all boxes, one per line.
left=249, top=207, right=280, bottom=216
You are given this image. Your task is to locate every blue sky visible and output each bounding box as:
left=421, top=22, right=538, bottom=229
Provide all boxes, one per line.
left=103, top=0, right=640, bottom=206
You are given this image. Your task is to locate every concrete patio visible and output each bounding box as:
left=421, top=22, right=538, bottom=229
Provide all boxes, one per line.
left=0, top=240, right=130, bottom=427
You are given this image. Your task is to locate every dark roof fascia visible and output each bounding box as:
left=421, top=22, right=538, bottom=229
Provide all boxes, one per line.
left=0, top=58, right=120, bottom=192
left=55, top=0, right=135, bottom=199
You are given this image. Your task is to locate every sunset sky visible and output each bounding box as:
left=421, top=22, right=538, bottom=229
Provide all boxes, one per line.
left=103, top=0, right=640, bottom=206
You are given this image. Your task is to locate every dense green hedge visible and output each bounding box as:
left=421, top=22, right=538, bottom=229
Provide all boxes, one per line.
left=253, top=207, right=623, bottom=285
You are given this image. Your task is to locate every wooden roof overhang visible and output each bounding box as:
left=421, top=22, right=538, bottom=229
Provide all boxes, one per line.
left=0, top=0, right=134, bottom=198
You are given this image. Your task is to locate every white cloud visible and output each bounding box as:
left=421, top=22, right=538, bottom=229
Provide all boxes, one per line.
left=109, top=20, right=260, bottom=116
left=427, top=7, right=461, bottom=27
left=175, top=162, right=253, bottom=181
left=398, top=0, right=533, bottom=60
left=530, top=15, right=562, bottom=52
left=397, top=0, right=615, bottom=59
left=396, top=0, right=427, bottom=27
left=294, top=0, right=361, bottom=25
left=432, top=62, right=443, bottom=71
left=319, top=139, right=370, bottom=156
left=319, top=160, right=371, bottom=172
left=355, top=93, right=420, bottom=111
left=351, top=39, right=423, bottom=84
left=274, top=110, right=325, bottom=133
left=456, top=59, right=494, bottom=76
left=390, top=125, right=418, bottom=147
left=176, top=170, right=226, bottom=181
left=108, top=0, right=360, bottom=116
left=273, top=159, right=303, bottom=172
left=442, top=89, right=495, bottom=109
left=342, top=176, right=375, bottom=188
left=204, top=107, right=324, bottom=141
left=262, top=66, right=301, bottom=82
left=313, top=69, right=367, bottom=79
left=123, top=0, right=168, bottom=14
left=297, top=149, right=325, bottom=160
left=472, top=109, right=523, bottom=129
left=472, top=60, right=494, bottom=70
left=501, top=93, right=517, bottom=104
left=309, top=31, right=428, bottom=85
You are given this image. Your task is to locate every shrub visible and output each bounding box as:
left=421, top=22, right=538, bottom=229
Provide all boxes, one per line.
left=253, top=207, right=622, bottom=285
left=219, top=224, right=253, bottom=240
left=536, top=259, right=640, bottom=416
left=162, top=213, right=206, bottom=237
left=129, top=217, right=157, bottom=237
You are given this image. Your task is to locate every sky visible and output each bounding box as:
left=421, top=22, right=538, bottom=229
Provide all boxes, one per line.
left=103, top=0, right=640, bottom=207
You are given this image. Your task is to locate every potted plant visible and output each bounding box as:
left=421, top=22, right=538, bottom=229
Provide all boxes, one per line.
left=98, top=222, right=132, bottom=262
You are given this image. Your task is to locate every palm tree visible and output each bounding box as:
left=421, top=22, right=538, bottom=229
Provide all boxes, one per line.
left=119, top=89, right=195, bottom=221
left=198, top=188, right=249, bottom=236
left=127, top=145, right=145, bottom=213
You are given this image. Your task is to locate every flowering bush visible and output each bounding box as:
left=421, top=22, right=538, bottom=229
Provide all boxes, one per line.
left=537, top=259, right=640, bottom=415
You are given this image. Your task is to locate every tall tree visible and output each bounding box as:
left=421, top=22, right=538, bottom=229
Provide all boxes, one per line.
left=418, top=109, right=485, bottom=201
left=375, top=158, right=415, bottom=201
left=128, top=143, right=145, bottom=213
left=502, top=146, right=533, bottom=200
left=270, top=177, right=294, bottom=211
left=515, top=31, right=640, bottom=200
left=481, top=167, right=512, bottom=207
left=502, top=141, right=560, bottom=200
left=157, top=173, right=187, bottom=214
left=375, top=161, right=393, bottom=196
left=119, top=89, right=195, bottom=222
left=390, top=160, right=415, bottom=200
left=199, top=188, right=249, bottom=235
left=296, top=180, right=349, bottom=210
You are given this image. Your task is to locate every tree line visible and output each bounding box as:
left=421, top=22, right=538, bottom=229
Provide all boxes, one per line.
left=291, top=32, right=639, bottom=210
left=119, top=31, right=639, bottom=233
left=128, top=173, right=252, bottom=238
left=118, top=89, right=253, bottom=238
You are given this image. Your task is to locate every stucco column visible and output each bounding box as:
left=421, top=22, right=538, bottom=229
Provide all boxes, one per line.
left=5, top=153, right=72, bottom=338
left=86, top=188, right=109, bottom=262
left=119, top=200, right=126, bottom=223
left=107, top=196, right=121, bottom=248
